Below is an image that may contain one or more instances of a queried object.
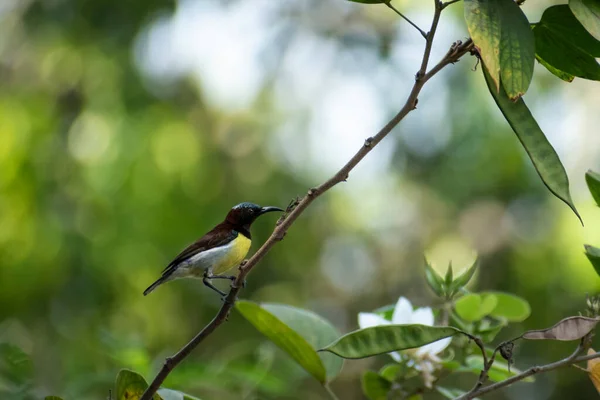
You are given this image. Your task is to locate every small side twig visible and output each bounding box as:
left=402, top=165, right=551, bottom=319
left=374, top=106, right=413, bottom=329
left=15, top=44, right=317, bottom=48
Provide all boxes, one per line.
left=456, top=335, right=598, bottom=400
left=384, top=1, right=427, bottom=39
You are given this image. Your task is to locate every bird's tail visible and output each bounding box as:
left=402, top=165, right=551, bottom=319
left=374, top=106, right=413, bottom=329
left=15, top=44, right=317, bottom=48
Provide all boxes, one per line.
left=143, top=276, right=167, bottom=296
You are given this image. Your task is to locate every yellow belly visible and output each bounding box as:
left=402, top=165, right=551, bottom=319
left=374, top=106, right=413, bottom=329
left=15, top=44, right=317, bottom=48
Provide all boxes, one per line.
left=212, top=234, right=251, bottom=275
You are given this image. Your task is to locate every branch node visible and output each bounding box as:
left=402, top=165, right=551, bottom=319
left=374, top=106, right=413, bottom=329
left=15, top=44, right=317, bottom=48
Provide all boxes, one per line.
left=364, top=137, right=374, bottom=147
left=307, top=188, right=317, bottom=196
left=274, top=231, right=286, bottom=241
left=164, top=357, right=174, bottom=369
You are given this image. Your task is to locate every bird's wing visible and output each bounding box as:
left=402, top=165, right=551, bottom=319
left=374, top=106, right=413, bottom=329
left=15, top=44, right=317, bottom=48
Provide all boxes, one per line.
left=161, top=225, right=237, bottom=276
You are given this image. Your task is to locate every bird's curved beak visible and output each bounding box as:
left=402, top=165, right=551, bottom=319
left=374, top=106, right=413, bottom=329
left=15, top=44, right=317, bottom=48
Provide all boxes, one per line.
left=260, top=206, right=284, bottom=215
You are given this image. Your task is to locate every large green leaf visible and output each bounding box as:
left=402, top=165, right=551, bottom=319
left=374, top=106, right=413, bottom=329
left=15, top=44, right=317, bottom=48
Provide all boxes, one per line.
left=536, top=5, right=600, bottom=56
left=362, top=371, right=392, bottom=400
left=44, top=397, right=64, bottom=400
left=454, top=293, right=498, bottom=322
left=115, top=369, right=162, bottom=400
left=482, top=65, right=581, bottom=223
left=533, top=5, right=600, bottom=81
left=319, top=325, right=458, bottom=359
left=464, top=0, right=502, bottom=90
left=497, top=0, right=535, bottom=99
left=585, top=245, right=600, bottom=277
left=235, top=301, right=328, bottom=383
left=464, top=0, right=535, bottom=99
left=480, top=291, right=531, bottom=322
left=262, top=303, right=343, bottom=381
left=586, top=170, right=600, bottom=206
left=570, top=0, right=600, bottom=41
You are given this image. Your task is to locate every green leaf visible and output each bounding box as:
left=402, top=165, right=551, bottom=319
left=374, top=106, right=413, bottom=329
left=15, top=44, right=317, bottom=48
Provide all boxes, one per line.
left=115, top=369, right=162, bottom=400
left=0, top=343, right=33, bottom=389
left=261, top=303, right=343, bottom=381
left=464, top=0, right=535, bottom=99
left=482, top=64, right=582, bottom=224
left=497, top=0, right=536, bottom=99
left=536, top=56, right=575, bottom=82
left=454, top=294, right=498, bottom=322
left=533, top=6, right=600, bottom=81
left=373, top=304, right=395, bottom=321
left=347, top=0, right=386, bottom=3
left=570, top=0, right=600, bottom=41
left=236, top=301, right=327, bottom=383
left=476, top=319, right=508, bottom=342
left=449, top=259, right=479, bottom=294
left=444, top=262, right=454, bottom=288
left=158, top=388, right=201, bottom=400
left=320, top=325, right=458, bottom=359
left=480, top=291, right=531, bottom=322
left=441, top=360, right=462, bottom=372
left=585, top=245, right=600, bottom=277
left=378, top=364, right=404, bottom=382
left=464, top=0, right=502, bottom=90
left=536, top=6, right=600, bottom=56
left=362, top=371, right=392, bottom=400
left=44, top=397, right=64, bottom=400
left=424, top=258, right=446, bottom=297
left=466, top=356, right=534, bottom=382
left=586, top=170, right=600, bottom=206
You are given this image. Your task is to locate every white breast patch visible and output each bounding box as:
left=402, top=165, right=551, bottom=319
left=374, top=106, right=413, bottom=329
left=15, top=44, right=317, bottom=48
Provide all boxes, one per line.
left=171, top=241, right=236, bottom=278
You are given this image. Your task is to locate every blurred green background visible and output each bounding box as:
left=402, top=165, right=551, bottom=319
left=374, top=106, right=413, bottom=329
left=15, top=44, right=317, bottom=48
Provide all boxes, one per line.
left=1, top=0, right=600, bottom=398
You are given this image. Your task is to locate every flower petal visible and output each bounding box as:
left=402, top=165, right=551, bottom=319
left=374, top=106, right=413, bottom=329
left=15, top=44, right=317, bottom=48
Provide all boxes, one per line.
left=389, top=351, right=402, bottom=362
left=391, top=297, right=413, bottom=324
left=358, top=312, right=390, bottom=329
left=416, top=336, right=452, bottom=356
left=411, top=307, right=434, bottom=326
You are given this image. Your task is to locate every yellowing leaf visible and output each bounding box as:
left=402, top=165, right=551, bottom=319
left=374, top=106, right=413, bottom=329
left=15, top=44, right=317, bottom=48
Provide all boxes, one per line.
left=587, top=348, right=600, bottom=393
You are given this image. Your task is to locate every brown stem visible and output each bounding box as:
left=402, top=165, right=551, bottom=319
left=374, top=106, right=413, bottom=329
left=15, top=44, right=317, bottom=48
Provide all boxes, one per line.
left=455, top=344, right=599, bottom=400
left=139, top=6, right=474, bottom=400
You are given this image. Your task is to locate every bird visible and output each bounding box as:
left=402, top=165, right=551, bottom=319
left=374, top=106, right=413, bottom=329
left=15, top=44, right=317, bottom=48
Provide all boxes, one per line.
left=143, top=202, right=283, bottom=297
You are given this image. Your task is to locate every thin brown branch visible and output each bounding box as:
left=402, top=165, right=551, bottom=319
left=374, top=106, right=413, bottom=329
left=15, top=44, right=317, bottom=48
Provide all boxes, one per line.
left=140, top=6, right=474, bottom=400
left=384, top=1, right=427, bottom=39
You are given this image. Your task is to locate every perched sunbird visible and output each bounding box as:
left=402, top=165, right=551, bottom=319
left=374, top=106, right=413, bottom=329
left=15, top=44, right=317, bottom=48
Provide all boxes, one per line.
left=143, top=202, right=283, bottom=296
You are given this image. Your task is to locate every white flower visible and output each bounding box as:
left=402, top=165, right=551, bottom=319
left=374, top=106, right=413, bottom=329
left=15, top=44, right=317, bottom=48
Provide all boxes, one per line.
left=358, top=296, right=452, bottom=386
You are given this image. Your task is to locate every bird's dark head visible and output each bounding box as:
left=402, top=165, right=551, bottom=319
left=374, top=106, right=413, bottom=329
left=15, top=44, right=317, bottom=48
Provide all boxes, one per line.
left=225, top=202, right=283, bottom=228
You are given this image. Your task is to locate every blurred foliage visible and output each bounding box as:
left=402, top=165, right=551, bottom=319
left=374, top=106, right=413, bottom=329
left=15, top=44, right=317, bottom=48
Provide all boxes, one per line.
left=1, top=0, right=600, bottom=399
